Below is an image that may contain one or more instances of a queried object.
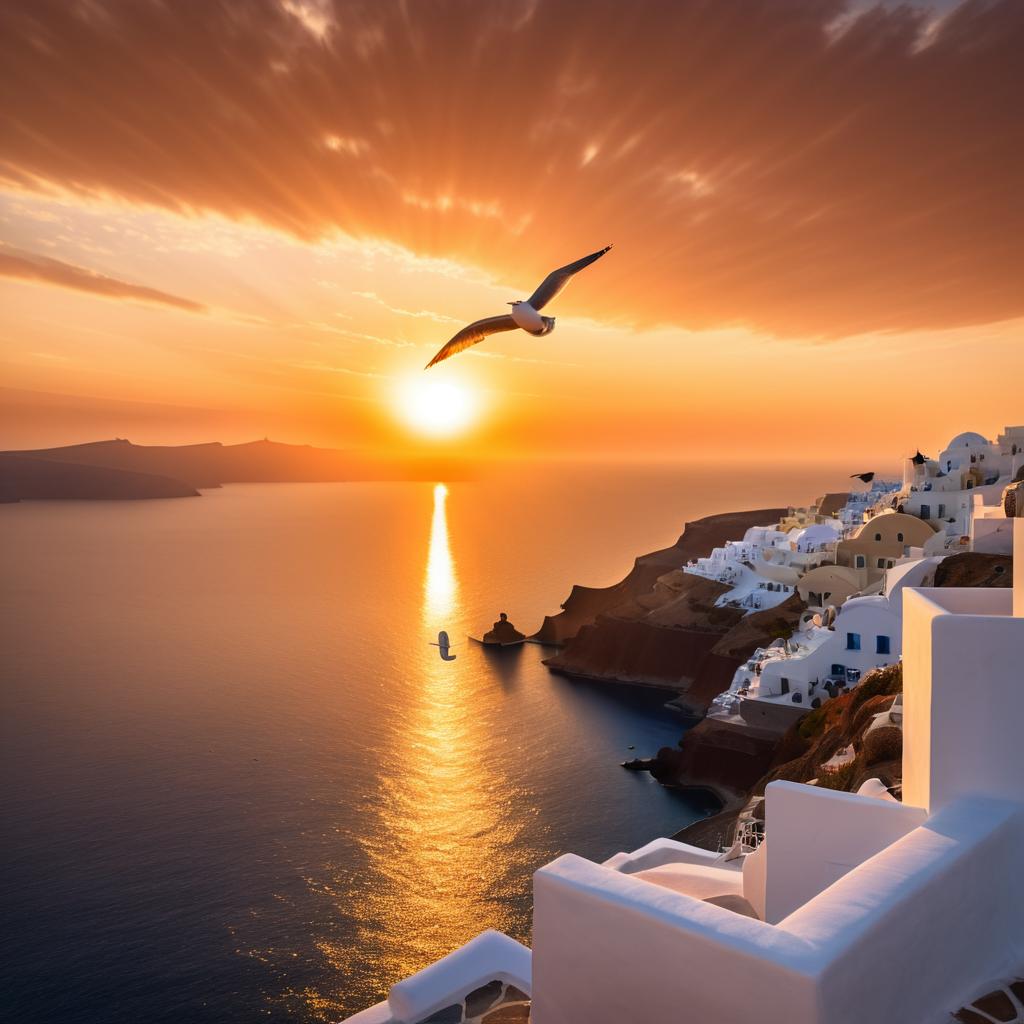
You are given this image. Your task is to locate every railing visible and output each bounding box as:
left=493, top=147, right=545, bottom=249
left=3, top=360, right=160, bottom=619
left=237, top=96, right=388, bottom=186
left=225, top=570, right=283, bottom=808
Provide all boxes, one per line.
left=726, top=816, right=765, bottom=854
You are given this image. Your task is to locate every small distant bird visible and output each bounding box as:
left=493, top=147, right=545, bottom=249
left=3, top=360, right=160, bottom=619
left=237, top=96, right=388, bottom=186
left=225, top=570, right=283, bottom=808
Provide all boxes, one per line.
left=850, top=472, right=875, bottom=484
left=425, top=246, right=612, bottom=368
left=430, top=630, right=457, bottom=661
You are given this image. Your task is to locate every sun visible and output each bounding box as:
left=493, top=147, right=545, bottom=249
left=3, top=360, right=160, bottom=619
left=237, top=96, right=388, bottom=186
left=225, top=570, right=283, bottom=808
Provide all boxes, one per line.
left=396, top=375, right=479, bottom=438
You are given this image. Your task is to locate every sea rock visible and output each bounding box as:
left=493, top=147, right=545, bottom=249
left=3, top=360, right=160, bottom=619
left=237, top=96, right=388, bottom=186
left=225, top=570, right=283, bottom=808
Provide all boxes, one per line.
left=483, top=614, right=526, bottom=644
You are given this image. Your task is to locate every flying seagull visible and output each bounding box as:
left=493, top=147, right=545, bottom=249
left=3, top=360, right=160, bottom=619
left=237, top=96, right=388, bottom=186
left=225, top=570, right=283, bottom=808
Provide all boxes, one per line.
left=850, top=471, right=875, bottom=484
left=430, top=630, right=457, bottom=661
left=424, top=246, right=612, bottom=368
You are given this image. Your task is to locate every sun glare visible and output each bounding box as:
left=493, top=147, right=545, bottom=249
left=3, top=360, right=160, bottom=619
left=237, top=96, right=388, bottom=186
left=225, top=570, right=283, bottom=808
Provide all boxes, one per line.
left=397, top=376, right=478, bottom=438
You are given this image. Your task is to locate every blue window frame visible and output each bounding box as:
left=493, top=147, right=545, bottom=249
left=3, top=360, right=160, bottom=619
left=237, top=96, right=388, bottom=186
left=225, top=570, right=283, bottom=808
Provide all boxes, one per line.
left=846, top=632, right=861, bottom=651
left=876, top=635, right=891, bottom=654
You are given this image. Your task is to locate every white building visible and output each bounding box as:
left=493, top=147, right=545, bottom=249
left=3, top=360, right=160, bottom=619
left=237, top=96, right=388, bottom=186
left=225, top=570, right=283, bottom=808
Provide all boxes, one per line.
left=837, top=479, right=900, bottom=534
left=710, top=557, right=942, bottom=732
left=684, top=524, right=789, bottom=587
left=684, top=524, right=810, bottom=613
left=899, top=428, right=1022, bottom=539
left=343, top=519, right=1024, bottom=1024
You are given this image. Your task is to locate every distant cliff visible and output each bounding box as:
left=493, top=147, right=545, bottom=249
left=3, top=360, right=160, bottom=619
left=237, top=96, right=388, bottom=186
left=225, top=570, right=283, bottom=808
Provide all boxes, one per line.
left=0, top=454, right=199, bottom=502
left=537, top=508, right=793, bottom=709
left=0, top=438, right=470, bottom=501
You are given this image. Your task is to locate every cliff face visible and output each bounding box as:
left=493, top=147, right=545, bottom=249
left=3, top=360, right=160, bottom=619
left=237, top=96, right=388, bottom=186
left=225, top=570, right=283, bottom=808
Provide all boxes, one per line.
left=543, top=553, right=803, bottom=713
left=532, top=508, right=786, bottom=645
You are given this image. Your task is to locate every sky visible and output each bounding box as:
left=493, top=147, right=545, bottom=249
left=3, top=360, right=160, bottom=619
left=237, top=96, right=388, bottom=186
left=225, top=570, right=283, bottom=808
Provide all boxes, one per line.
left=1, top=0, right=1022, bottom=462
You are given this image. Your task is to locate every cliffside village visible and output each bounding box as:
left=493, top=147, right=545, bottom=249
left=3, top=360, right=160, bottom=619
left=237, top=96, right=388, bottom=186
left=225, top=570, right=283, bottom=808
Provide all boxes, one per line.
left=343, top=425, right=1024, bottom=1024
left=693, top=426, right=1023, bottom=735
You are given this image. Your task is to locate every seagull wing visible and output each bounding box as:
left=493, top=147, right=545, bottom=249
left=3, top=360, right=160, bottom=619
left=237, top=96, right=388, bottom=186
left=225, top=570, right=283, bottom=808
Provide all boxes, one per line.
left=527, top=245, right=612, bottom=311
left=425, top=315, right=519, bottom=368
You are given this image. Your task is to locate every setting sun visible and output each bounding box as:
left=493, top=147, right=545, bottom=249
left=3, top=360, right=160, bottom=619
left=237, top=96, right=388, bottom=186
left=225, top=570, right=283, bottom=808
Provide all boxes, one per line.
left=396, top=377, right=479, bottom=438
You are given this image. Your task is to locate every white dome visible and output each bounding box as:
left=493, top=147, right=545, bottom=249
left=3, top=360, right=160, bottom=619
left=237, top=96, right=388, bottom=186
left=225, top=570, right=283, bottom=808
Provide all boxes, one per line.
left=788, top=523, right=840, bottom=550
left=946, top=431, right=989, bottom=449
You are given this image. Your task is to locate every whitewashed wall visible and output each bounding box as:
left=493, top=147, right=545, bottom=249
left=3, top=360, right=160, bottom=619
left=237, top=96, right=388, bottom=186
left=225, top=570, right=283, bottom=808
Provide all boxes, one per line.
left=763, top=782, right=926, bottom=923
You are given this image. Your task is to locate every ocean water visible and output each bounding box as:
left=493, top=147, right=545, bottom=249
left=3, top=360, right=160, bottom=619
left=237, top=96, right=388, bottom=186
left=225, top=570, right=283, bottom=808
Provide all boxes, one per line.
left=0, top=462, right=845, bottom=1021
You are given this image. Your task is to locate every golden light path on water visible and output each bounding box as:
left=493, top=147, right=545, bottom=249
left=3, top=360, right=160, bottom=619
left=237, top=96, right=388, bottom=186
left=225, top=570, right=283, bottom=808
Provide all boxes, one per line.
left=318, top=482, right=528, bottom=1016
left=424, top=484, right=456, bottom=618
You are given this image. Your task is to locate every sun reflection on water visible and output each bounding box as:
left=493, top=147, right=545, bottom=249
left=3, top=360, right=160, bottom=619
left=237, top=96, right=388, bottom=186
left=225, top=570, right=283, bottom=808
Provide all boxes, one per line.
left=313, top=481, right=531, bottom=1017
left=424, top=483, right=456, bottom=621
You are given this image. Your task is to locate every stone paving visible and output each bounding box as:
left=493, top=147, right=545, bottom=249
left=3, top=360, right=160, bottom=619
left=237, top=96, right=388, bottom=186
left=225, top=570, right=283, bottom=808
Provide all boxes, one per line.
left=953, top=980, right=1024, bottom=1023
left=412, top=973, right=1024, bottom=1023
left=416, top=979, right=530, bottom=1024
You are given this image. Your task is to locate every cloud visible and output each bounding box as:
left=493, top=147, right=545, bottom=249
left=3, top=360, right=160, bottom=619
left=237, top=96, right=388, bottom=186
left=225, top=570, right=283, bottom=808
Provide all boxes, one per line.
left=0, top=244, right=205, bottom=312
left=352, top=290, right=460, bottom=324
left=0, top=0, right=1022, bottom=336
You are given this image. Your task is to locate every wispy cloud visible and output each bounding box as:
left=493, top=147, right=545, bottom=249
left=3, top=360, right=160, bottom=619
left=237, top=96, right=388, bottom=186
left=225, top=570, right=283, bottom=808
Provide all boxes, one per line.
left=0, top=244, right=205, bottom=312
left=353, top=290, right=460, bottom=325
left=304, top=320, right=412, bottom=348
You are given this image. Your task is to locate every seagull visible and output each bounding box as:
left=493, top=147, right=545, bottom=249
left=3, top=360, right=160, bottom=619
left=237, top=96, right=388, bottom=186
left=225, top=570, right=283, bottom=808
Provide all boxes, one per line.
left=424, top=245, right=612, bottom=368
left=850, top=471, right=875, bottom=484
left=430, top=630, right=457, bottom=661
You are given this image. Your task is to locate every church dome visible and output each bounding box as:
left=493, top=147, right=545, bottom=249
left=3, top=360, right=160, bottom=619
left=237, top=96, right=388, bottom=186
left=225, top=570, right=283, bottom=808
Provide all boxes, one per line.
left=946, top=431, right=989, bottom=449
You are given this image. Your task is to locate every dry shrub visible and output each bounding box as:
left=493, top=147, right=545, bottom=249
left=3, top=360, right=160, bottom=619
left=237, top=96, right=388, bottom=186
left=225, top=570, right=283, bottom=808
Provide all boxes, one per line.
left=863, top=726, right=903, bottom=766
left=816, top=759, right=860, bottom=792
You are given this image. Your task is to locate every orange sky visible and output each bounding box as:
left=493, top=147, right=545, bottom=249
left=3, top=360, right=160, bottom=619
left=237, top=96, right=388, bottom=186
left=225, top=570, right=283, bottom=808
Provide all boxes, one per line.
left=1, top=0, right=1022, bottom=461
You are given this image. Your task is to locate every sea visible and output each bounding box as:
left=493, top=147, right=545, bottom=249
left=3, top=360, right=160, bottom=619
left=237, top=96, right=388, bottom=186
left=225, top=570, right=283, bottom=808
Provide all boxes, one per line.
left=0, top=461, right=848, bottom=1022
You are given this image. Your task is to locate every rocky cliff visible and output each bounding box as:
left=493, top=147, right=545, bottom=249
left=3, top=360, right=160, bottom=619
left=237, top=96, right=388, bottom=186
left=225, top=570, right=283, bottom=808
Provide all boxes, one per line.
left=532, top=509, right=786, bottom=645
left=540, top=513, right=802, bottom=714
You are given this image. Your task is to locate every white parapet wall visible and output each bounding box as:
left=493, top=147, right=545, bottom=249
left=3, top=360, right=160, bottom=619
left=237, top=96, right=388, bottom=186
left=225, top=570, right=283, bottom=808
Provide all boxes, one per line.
left=763, top=782, right=927, bottom=923
left=531, top=797, right=1024, bottom=1024
left=532, top=854, right=821, bottom=1024
left=902, top=584, right=1021, bottom=814
left=343, top=930, right=531, bottom=1024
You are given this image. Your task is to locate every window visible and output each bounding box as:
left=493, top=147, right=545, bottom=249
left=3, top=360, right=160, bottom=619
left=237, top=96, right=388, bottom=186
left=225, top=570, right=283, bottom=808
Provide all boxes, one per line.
left=846, top=632, right=861, bottom=651
left=874, top=532, right=882, bottom=541
left=877, top=557, right=886, bottom=569
left=921, top=504, right=931, bottom=518
left=831, top=664, right=845, bottom=676
left=780, top=678, right=790, bottom=695
left=876, top=635, right=891, bottom=654
left=855, top=554, right=866, bottom=569
left=897, top=532, right=904, bottom=542
left=938, top=504, right=946, bottom=518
